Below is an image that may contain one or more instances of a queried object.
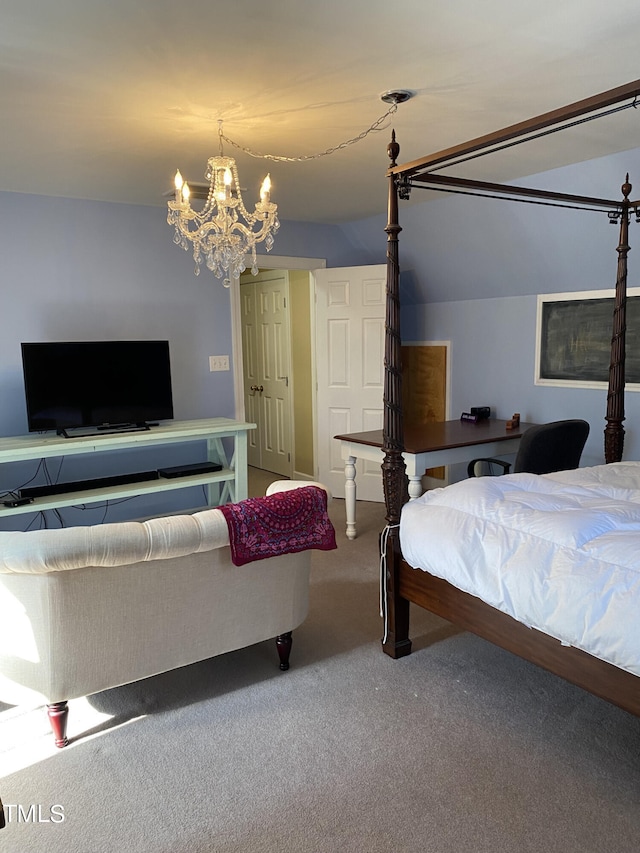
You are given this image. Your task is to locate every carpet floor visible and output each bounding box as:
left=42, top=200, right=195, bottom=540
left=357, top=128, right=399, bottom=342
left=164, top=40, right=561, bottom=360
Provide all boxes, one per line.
left=1, top=495, right=639, bottom=852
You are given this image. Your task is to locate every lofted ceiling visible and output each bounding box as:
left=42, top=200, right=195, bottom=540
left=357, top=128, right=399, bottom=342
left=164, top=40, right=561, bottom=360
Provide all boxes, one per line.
left=2, top=0, right=640, bottom=224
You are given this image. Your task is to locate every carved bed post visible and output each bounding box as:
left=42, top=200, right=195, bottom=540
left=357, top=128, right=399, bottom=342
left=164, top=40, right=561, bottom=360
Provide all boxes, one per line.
left=605, top=175, right=631, bottom=463
left=381, top=132, right=411, bottom=659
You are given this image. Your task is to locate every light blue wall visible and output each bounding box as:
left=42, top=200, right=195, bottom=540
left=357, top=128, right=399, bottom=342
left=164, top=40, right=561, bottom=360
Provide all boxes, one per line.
left=404, top=294, right=637, bottom=471
left=340, top=147, right=640, bottom=469
left=0, top=190, right=364, bottom=525
left=0, top=191, right=361, bottom=436
left=0, top=193, right=236, bottom=434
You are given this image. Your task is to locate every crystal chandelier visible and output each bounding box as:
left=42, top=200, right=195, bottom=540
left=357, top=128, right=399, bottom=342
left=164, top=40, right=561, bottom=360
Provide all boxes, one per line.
left=167, top=94, right=412, bottom=283
left=167, top=124, right=279, bottom=283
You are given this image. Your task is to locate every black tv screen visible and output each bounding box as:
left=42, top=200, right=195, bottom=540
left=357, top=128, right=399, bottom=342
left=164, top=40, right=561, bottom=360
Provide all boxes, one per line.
left=21, top=340, right=174, bottom=433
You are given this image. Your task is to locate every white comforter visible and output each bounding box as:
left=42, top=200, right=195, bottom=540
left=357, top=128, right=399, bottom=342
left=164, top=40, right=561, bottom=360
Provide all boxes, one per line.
left=400, top=462, right=640, bottom=676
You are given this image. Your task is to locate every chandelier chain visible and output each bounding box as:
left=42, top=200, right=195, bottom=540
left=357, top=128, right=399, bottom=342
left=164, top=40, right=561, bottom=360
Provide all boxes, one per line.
left=219, top=102, right=398, bottom=163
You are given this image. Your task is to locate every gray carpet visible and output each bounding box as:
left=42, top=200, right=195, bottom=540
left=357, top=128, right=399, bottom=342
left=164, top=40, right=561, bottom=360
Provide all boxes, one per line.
left=1, top=496, right=640, bottom=853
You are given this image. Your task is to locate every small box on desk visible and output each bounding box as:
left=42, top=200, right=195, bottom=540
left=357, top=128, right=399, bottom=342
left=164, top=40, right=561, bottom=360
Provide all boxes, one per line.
left=470, top=407, right=491, bottom=419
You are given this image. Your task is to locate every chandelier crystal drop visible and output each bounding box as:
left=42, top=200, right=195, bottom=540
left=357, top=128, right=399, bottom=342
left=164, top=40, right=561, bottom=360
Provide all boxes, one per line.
left=167, top=127, right=279, bottom=282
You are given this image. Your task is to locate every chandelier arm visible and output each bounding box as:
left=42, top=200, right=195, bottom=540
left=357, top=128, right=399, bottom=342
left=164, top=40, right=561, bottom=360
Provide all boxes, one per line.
left=193, top=219, right=271, bottom=242
left=182, top=206, right=274, bottom=234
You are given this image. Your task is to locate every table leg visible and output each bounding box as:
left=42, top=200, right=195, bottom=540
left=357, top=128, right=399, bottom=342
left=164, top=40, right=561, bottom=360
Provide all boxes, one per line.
left=407, top=474, right=424, bottom=500
left=344, top=455, right=357, bottom=540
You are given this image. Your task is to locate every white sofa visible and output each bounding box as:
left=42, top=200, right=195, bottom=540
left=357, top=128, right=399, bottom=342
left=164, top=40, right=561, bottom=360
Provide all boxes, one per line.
left=0, top=482, right=322, bottom=747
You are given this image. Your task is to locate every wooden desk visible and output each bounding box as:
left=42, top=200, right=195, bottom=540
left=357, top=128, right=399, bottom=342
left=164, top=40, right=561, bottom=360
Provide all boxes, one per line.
left=334, top=419, right=535, bottom=539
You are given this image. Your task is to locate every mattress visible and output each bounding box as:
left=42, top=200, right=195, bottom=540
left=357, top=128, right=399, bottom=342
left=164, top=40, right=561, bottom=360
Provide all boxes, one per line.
left=399, top=461, right=640, bottom=676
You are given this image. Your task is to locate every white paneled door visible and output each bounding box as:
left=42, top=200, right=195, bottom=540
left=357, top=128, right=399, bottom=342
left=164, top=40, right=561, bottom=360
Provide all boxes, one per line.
left=315, top=264, right=386, bottom=501
left=240, top=270, right=293, bottom=477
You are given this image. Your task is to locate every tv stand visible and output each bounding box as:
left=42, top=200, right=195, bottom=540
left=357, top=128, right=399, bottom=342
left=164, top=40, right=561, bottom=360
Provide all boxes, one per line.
left=0, top=418, right=255, bottom=519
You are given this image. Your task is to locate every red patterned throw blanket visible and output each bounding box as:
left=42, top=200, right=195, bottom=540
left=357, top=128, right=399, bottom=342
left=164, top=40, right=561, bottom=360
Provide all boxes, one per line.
left=219, top=485, right=337, bottom=566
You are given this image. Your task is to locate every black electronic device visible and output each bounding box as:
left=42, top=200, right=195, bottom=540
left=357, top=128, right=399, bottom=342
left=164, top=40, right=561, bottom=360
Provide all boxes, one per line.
left=3, top=496, right=34, bottom=508
left=470, top=406, right=491, bottom=419
left=19, top=470, right=159, bottom=500
left=460, top=412, right=480, bottom=423
left=158, top=462, right=223, bottom=479
left=21, top=340, right=174, bottom=434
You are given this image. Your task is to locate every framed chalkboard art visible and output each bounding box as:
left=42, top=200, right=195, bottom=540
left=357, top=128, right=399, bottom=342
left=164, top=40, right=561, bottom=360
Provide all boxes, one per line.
left=535, top=288, right=640, bottom=390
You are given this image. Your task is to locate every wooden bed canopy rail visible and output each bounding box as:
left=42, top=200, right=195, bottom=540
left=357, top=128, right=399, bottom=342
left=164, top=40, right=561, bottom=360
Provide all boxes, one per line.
left=387, top=78, right=640, bottom=185
left=380, top=80, right=640, bottom=714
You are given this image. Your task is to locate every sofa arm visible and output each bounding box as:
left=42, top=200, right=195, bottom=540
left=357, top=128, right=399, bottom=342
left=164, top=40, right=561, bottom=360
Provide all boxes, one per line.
left=266, top=480, right=332, bottom=502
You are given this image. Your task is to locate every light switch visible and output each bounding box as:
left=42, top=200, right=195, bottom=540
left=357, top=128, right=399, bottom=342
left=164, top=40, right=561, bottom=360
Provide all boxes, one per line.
left=209, top=355, right=230, bottom=371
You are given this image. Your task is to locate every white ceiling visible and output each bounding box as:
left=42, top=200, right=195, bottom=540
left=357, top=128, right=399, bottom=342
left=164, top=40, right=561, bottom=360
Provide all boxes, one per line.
left=2, top=0, right=640, bottom=224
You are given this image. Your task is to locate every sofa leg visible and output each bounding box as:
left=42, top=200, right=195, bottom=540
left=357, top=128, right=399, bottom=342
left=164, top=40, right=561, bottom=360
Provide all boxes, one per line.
left=47, top=702, right=69, bottom=748
left=275, top=632, right=293, bottom=671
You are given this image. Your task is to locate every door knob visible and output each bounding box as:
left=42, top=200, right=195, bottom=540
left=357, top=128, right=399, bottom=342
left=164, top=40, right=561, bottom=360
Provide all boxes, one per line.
left=250, top=385, right=264, bottom=393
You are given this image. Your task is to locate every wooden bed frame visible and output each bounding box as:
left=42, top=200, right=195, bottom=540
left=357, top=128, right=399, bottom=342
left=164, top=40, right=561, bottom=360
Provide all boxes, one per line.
left=381, top=79, right=640, bottom=716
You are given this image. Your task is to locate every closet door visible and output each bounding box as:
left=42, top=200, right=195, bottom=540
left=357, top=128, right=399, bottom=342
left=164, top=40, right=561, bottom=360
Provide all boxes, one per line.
left=315, top=265, right=386, bottom=500
left=315, top=266, right=450, bottom=499
left=240, top=271, right=293, bottom=477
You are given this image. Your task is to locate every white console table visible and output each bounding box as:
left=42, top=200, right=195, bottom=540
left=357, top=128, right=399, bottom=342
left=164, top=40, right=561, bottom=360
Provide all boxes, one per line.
left=0, top=418, right=256, bottom=519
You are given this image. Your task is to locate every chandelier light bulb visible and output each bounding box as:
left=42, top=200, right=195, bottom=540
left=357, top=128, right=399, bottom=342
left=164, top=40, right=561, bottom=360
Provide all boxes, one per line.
left=260, top=174, right=271, bottom=202
left=174, top=170, right=184, bottom=203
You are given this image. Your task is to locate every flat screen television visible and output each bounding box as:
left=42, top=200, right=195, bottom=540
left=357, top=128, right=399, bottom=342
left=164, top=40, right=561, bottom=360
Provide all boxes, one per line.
left=21, top=340, right=174, bottom=434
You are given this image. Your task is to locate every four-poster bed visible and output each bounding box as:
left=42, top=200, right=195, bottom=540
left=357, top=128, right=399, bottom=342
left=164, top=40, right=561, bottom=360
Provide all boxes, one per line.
left=380, top=79, right=640, bottom=715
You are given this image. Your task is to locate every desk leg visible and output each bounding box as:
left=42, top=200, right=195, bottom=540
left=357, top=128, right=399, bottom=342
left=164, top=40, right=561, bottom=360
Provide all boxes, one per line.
left=344, top=455, right=357, bottom=540
left=407, top=475, right=424, bottom=501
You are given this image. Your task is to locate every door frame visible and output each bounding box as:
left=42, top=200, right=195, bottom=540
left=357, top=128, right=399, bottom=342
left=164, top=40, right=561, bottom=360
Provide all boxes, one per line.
left=230, top=255, right=326, bottom=475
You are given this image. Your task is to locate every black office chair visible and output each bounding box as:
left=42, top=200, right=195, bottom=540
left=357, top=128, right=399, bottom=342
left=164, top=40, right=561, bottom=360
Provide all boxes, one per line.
left=467, top=419, right=590, bottom=478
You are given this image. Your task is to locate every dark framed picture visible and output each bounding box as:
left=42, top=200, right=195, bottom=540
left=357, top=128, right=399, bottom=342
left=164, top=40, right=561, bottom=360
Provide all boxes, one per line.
left=535, top=289, right=640, bottom=390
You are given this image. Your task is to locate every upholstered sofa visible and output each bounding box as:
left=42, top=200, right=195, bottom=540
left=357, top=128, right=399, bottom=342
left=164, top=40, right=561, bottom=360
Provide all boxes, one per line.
left=0, top=481, right=330, bottom=747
